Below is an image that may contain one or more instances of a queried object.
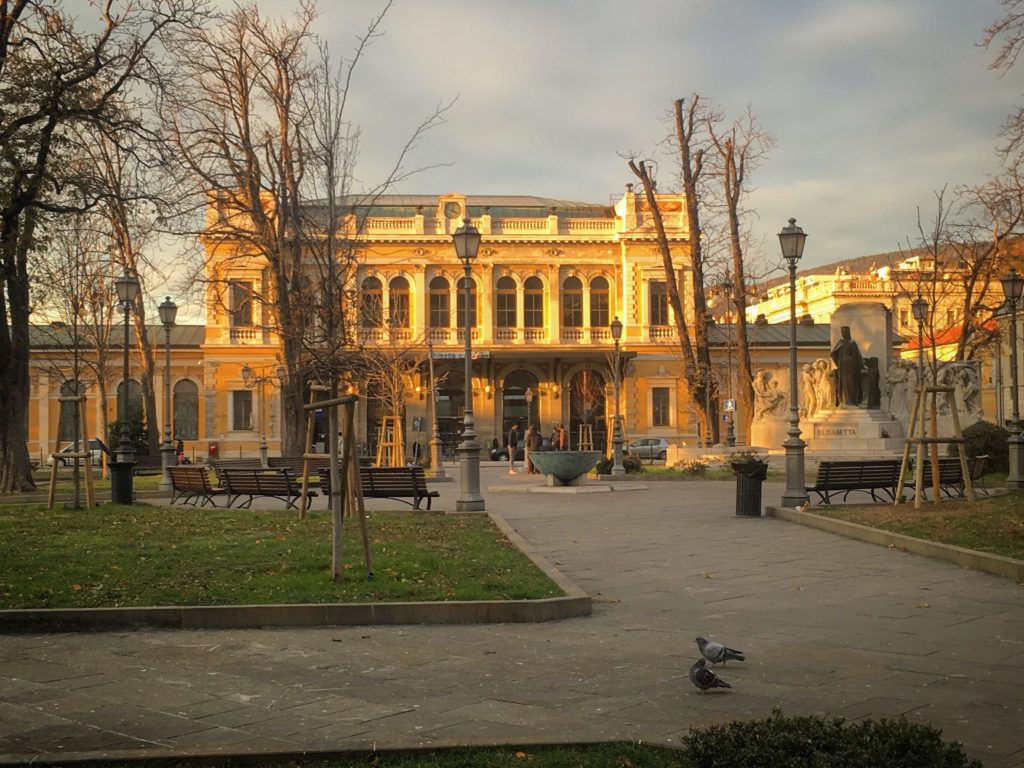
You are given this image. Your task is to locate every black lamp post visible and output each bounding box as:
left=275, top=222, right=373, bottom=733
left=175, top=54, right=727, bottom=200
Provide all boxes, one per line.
left=112, top=267, right=139, bottom=504
left=911, top=294, right=930, bottom=442
left=453, top=218, right=484, bottom=511
left=778, top=218, right=808, bottom=508
left=426, top=340, right=446, bottom=479
left=1001, top=268, right=1024, bottom=489
left=242, top=363, right=285, bottom=466
left=610, top=316, right=625, bottom=476
left=158, top=296, right=177, bottom=492
left=722, top=273, right=736, bottom=447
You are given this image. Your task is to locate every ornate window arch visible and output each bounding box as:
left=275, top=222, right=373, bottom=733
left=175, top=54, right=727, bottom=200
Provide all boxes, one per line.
left=389, top=276, right=410, bottom=327
left=173, top=379, right=199, bottom=440
left=429, top=276, right=450, bottom=328
left=361, top=276, right=383, bottom=327
left=561, top=276, right=583, bottom=328
left=496, top=276, right=517, bottom=328
left=590, top=276, right=609, bottom=328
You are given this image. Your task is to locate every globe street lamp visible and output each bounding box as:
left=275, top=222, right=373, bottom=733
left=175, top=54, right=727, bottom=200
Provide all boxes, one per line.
left=158, top=296, right=177, bottom=492
left=610, top=316, right=625, bottom=476
left=241, top=364, right=286, bottom=466
left=112, top=267, right=140, bottom=504
left=453, top=218, right=484, bottom=511
left=1001, top=267, right=1024, bottom=489
left=778, top=218, right=808, bottom=508
left=722, top=273, right=736, bottom=447
left=426, top=340, right=446, bottom=479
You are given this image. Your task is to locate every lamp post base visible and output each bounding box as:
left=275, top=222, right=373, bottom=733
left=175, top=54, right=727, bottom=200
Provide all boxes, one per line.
left=456, top=439, right=484, bottom=512
left=260, top=436, right=269, bottom=467
left=780, top=433, right=808, bottom=508
left=159, top=441, right=175, bottom=491
left=427, top=436, right=446, bottom=479
left=1007, top=430, right=1024, bottom=490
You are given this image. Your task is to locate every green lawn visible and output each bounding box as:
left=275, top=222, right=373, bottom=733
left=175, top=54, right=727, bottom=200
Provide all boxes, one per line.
left=813, top=491, right=1024, bottom=560
left=0, top=504, right=562, bottom=609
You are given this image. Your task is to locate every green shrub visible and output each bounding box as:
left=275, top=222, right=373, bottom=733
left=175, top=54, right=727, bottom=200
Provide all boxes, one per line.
left=682, top=710, right=981, bottom=768
left=949, top=419, right=1009, bottom=473
left=670, top=458, right=707, bottom=476
left=594, top=454, right=644, bottom=474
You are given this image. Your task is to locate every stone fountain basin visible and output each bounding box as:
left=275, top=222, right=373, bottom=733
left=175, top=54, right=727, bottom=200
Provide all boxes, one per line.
left=529, top=451, right=602, bottom=486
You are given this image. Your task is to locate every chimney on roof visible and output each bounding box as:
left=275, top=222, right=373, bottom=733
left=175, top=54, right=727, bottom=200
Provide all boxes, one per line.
left=799, top=313, right=814, bottom=325
left=755, top=313, right=768, bottom=326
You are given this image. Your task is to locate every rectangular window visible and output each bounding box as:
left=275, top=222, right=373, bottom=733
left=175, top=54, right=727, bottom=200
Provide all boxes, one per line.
left=429, top=292, right=449, bottom=328
left=652, top=387, right=670, bottom=427
left=590, top=292, right=609, bottom=328
left=562, top=294, right=583, bottom=328
left=899, top=308, right=909, bottom=327
left=650, top=281, right=669, bottom=326
left=232, top=390, right=253, bottom=430
left=524, top=292, right=544, bottom=327
left=496, top=292, right=516, bottom=327
left=946, top=309, right=956, bottom=327
left=230, top=281, right=253, bottom=327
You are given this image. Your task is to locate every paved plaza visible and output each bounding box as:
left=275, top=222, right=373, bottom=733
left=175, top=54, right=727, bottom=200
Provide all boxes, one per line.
left=1, top=467, right=1023, bottom=766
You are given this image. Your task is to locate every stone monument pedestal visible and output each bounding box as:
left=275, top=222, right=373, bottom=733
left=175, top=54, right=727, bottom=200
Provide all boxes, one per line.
left=805, top=408, right=905, bottom=457
left=750, top=417, right=790, bottom=454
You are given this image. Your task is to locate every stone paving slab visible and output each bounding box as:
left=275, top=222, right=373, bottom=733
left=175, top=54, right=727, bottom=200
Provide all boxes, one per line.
left=0, top=473, right=1022, bottom=766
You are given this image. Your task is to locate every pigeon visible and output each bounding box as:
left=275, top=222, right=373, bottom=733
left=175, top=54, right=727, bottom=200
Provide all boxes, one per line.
left=689, top=658, right=731, bottom=693
left=696, top=636, right=745, bottom=666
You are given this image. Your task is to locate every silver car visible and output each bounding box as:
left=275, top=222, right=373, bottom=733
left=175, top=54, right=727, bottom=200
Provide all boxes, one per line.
left=626, top=437, right=670, bottom=462
left=47, top=439, right=105, bottom=467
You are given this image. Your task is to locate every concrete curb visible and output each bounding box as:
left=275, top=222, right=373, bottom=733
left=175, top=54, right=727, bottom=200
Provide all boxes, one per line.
left=0, top=512, right=591, bottom=634
left=766, top=505, right=1024, bottom=582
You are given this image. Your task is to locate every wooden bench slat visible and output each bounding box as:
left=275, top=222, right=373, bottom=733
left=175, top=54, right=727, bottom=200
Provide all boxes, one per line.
left=168, top=466, right=226, bottom=507
left=806, top=459, right=901, bottom=505
left=221, top=468, right=317, bottom=510
left=320, top=465, right=439, bottom=510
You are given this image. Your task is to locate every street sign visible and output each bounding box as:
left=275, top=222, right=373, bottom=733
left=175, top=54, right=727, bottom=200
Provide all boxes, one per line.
left=722, top=414, right=729, bottom=423
left=723, top=398, right=736, bottom=412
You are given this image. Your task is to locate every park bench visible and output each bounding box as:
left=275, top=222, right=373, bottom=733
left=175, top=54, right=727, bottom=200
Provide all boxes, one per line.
left=320, top=465, right=440, bottom=510
left=210, top=457, right=265, bottom=485
left=132, top=454, right=164, bottom=476
left=221, top=467, right=317, bottom=510
left=167, top=465, right=226, bottom=507
left=806, top=459, right=901, bottom=504
left=268, top=456, right=331, bottom=476
left=915, top=455, right=988, bottom=499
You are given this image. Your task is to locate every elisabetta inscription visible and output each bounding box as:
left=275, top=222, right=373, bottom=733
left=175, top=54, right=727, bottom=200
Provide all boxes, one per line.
left=815, top=427, right=857, bottom=437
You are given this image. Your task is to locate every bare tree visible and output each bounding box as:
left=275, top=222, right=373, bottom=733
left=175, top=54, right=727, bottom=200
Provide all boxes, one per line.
left=628, top=95, right=718, bottom=442
left=984, top=0, right=1024, bottom=159
left=707, top=106, right=775, bottom=441
left=0, top=0, right=204, bottom=493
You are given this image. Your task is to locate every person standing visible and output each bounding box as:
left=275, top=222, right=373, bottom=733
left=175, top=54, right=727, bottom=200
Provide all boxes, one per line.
left=507, top=422, right=520, bottom=474
left=525, top=424, right=540, bottom=474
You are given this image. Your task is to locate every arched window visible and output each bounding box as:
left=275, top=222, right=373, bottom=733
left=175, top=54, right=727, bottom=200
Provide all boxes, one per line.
left=389, top=276, right=410, bottom=327
left=561, top=276, right=583, bottom=328
left=429, top=276, right=450, bottom=328
left=456, top=277, right=477, bottom=328
left=524, top=276, right=544, bottom=328
left=361, top=277, right=383, bottom=327
left=590, top=276, right=609, bottom=328
left=173, top=379, right=199, bottom=440
left=496, top=276, right=517, bottom=328
left=57, top=379, right=85, bottom=443
left=116, top=379, right=144, bottom=431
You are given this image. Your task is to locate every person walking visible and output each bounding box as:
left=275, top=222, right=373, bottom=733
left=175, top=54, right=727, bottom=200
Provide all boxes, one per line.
left=507, top=422, right=520, bottom=474
left=525, top=424, right=540, bottom=474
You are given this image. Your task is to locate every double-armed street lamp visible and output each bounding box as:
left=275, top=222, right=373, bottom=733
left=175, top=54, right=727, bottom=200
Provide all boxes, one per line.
left=158, top=296, right=178, bottom=491
left=112, top=267, right=140, bottom=504
left=778, top=218, right=808, bottom=508
left=453, top=218, right=484, bottom=512
left=1001, top=267, right=1024, bottom=489
left=610, top=316, right=625, bottom=477
left=241, top=363, right=286, bottom=466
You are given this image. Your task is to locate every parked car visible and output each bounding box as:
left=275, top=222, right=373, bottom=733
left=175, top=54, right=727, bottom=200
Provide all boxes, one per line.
left=626, top=437, right=670, bottom=462
left=46, top=439, right=106, bottom=467
left=489, top=444, right=525, bottom=462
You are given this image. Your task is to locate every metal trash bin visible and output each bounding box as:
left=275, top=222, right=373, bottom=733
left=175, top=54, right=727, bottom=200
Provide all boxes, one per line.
left=732, top=459, right=768, bottom=517
left=109, top=461, right=135, bottom=505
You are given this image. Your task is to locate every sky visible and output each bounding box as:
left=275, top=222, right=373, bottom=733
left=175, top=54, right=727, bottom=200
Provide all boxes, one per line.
left=277, top=0, right=1022, bottom=272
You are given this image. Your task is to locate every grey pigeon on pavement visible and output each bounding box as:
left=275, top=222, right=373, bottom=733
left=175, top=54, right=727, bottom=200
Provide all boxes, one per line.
left=689, top=658, right=731, bottom=693
left=696, top=636, right=745, bottom=665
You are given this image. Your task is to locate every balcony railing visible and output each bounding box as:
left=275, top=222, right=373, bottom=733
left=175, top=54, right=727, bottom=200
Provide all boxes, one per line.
left=649, top=325, right=677, bottom=341
left=560, top=328, right=584, bottom=343
left=229, top=326, right=264, bottom=344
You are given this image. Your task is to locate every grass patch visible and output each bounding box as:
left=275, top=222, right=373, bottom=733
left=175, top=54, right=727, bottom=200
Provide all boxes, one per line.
left=813, top=491, right=1024, bottom=560
left=0, top=504, right=562, bottom=609
left=30, top=470, right=163, bottom=494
